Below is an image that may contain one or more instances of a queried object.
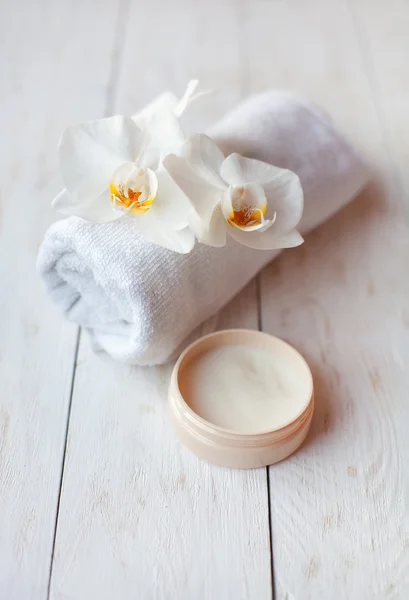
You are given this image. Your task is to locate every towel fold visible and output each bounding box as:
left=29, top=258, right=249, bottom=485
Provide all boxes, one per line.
left=37, top=91, right=370, bottom=365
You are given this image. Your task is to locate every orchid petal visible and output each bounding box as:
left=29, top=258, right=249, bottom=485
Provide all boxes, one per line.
left=181, top=134, right=226, bottom=188
left=151, top=165, right=192, bottom=229
left=134, top=210, right=196, bottom=253
left=221, top=154, right=303, bottom=235
left=59, top=116, right=144, bottom=200
left=132, top=81, right=212, bottom=126
left=263, top=171, right=304, bottom=233
left=146, top=168, right=159, bottom=202
left=132, top=92, right=179, bottom=129
left=220, top=188, right=233, bottom=221
left=189, top=205, right=227, bottom=247
left=220, top=153, right=286, bottom=185
left=228, top=224, right=303, bottom=250
left=174, top=80, right=212, bottom=117
left=52, top=188, right=122, bottom=223
left=139, top=108, right=186, bottom=170
left=163, top=154, right=222, bottom=227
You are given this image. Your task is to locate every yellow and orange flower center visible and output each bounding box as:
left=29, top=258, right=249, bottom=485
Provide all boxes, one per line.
left=109, top=181, right=154, bottom=214
left=227, top=186, right=267, bottom=229
left=109, top=166, right=156, bottom=215
left=229, top=205, right=266, bottom=227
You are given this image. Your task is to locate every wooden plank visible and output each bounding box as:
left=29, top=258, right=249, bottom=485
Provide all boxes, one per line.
left=0, top=1, right=121, bottom=598
left=114, top=0, right=243, bottom=133
left=348, top=0, right=409, bottom=202
left=49, top=1, right=272, bottom=598
left=241, top=0, right=409, bottom=597
left=49, top=284, right=272, bottom=600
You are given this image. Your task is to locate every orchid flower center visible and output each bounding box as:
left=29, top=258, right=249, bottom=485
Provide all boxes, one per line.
left=227, top=184, right=267, bottom=229
left=109, top=163, right=157, bottom=215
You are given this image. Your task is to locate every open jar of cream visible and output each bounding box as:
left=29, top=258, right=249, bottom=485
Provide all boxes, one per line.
left=168, top=329, right=314, bottom=469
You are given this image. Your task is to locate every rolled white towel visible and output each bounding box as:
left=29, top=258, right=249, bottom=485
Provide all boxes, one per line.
left=37, top=91, right=370, bottom=365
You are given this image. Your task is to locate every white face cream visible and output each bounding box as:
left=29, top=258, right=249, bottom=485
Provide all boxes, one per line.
left=179, top=343, right=309, bottom=434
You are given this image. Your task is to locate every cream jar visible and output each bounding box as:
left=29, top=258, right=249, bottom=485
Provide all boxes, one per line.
left=168, top=329, right=314, bottom=469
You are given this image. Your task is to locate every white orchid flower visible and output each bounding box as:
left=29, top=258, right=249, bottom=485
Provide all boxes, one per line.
left=133, top=79, right=211, bottom=128
left=53, top=81, right=209, bottom=254
left=164, top=134, right=304, bottom=250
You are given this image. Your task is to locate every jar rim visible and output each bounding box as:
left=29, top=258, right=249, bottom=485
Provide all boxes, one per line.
left=169, top=329, right=314, bottom=441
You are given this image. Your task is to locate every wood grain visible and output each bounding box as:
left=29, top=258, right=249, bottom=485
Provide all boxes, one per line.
left=242, top=0, right=409, bottom=597
left=2, top=0, right=409, bottom=598
left=49, top=286, right=272, bottom=600
left=48, top=1, right=272, bottom=599
left=0, top=1, right=121, bottom=598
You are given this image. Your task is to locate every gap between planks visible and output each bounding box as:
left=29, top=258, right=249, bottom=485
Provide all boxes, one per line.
left=46, top=0, right=132, bottom=596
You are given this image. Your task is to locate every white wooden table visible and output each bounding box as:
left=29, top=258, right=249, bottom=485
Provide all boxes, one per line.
left=1, top=1, right=409, bottom=598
